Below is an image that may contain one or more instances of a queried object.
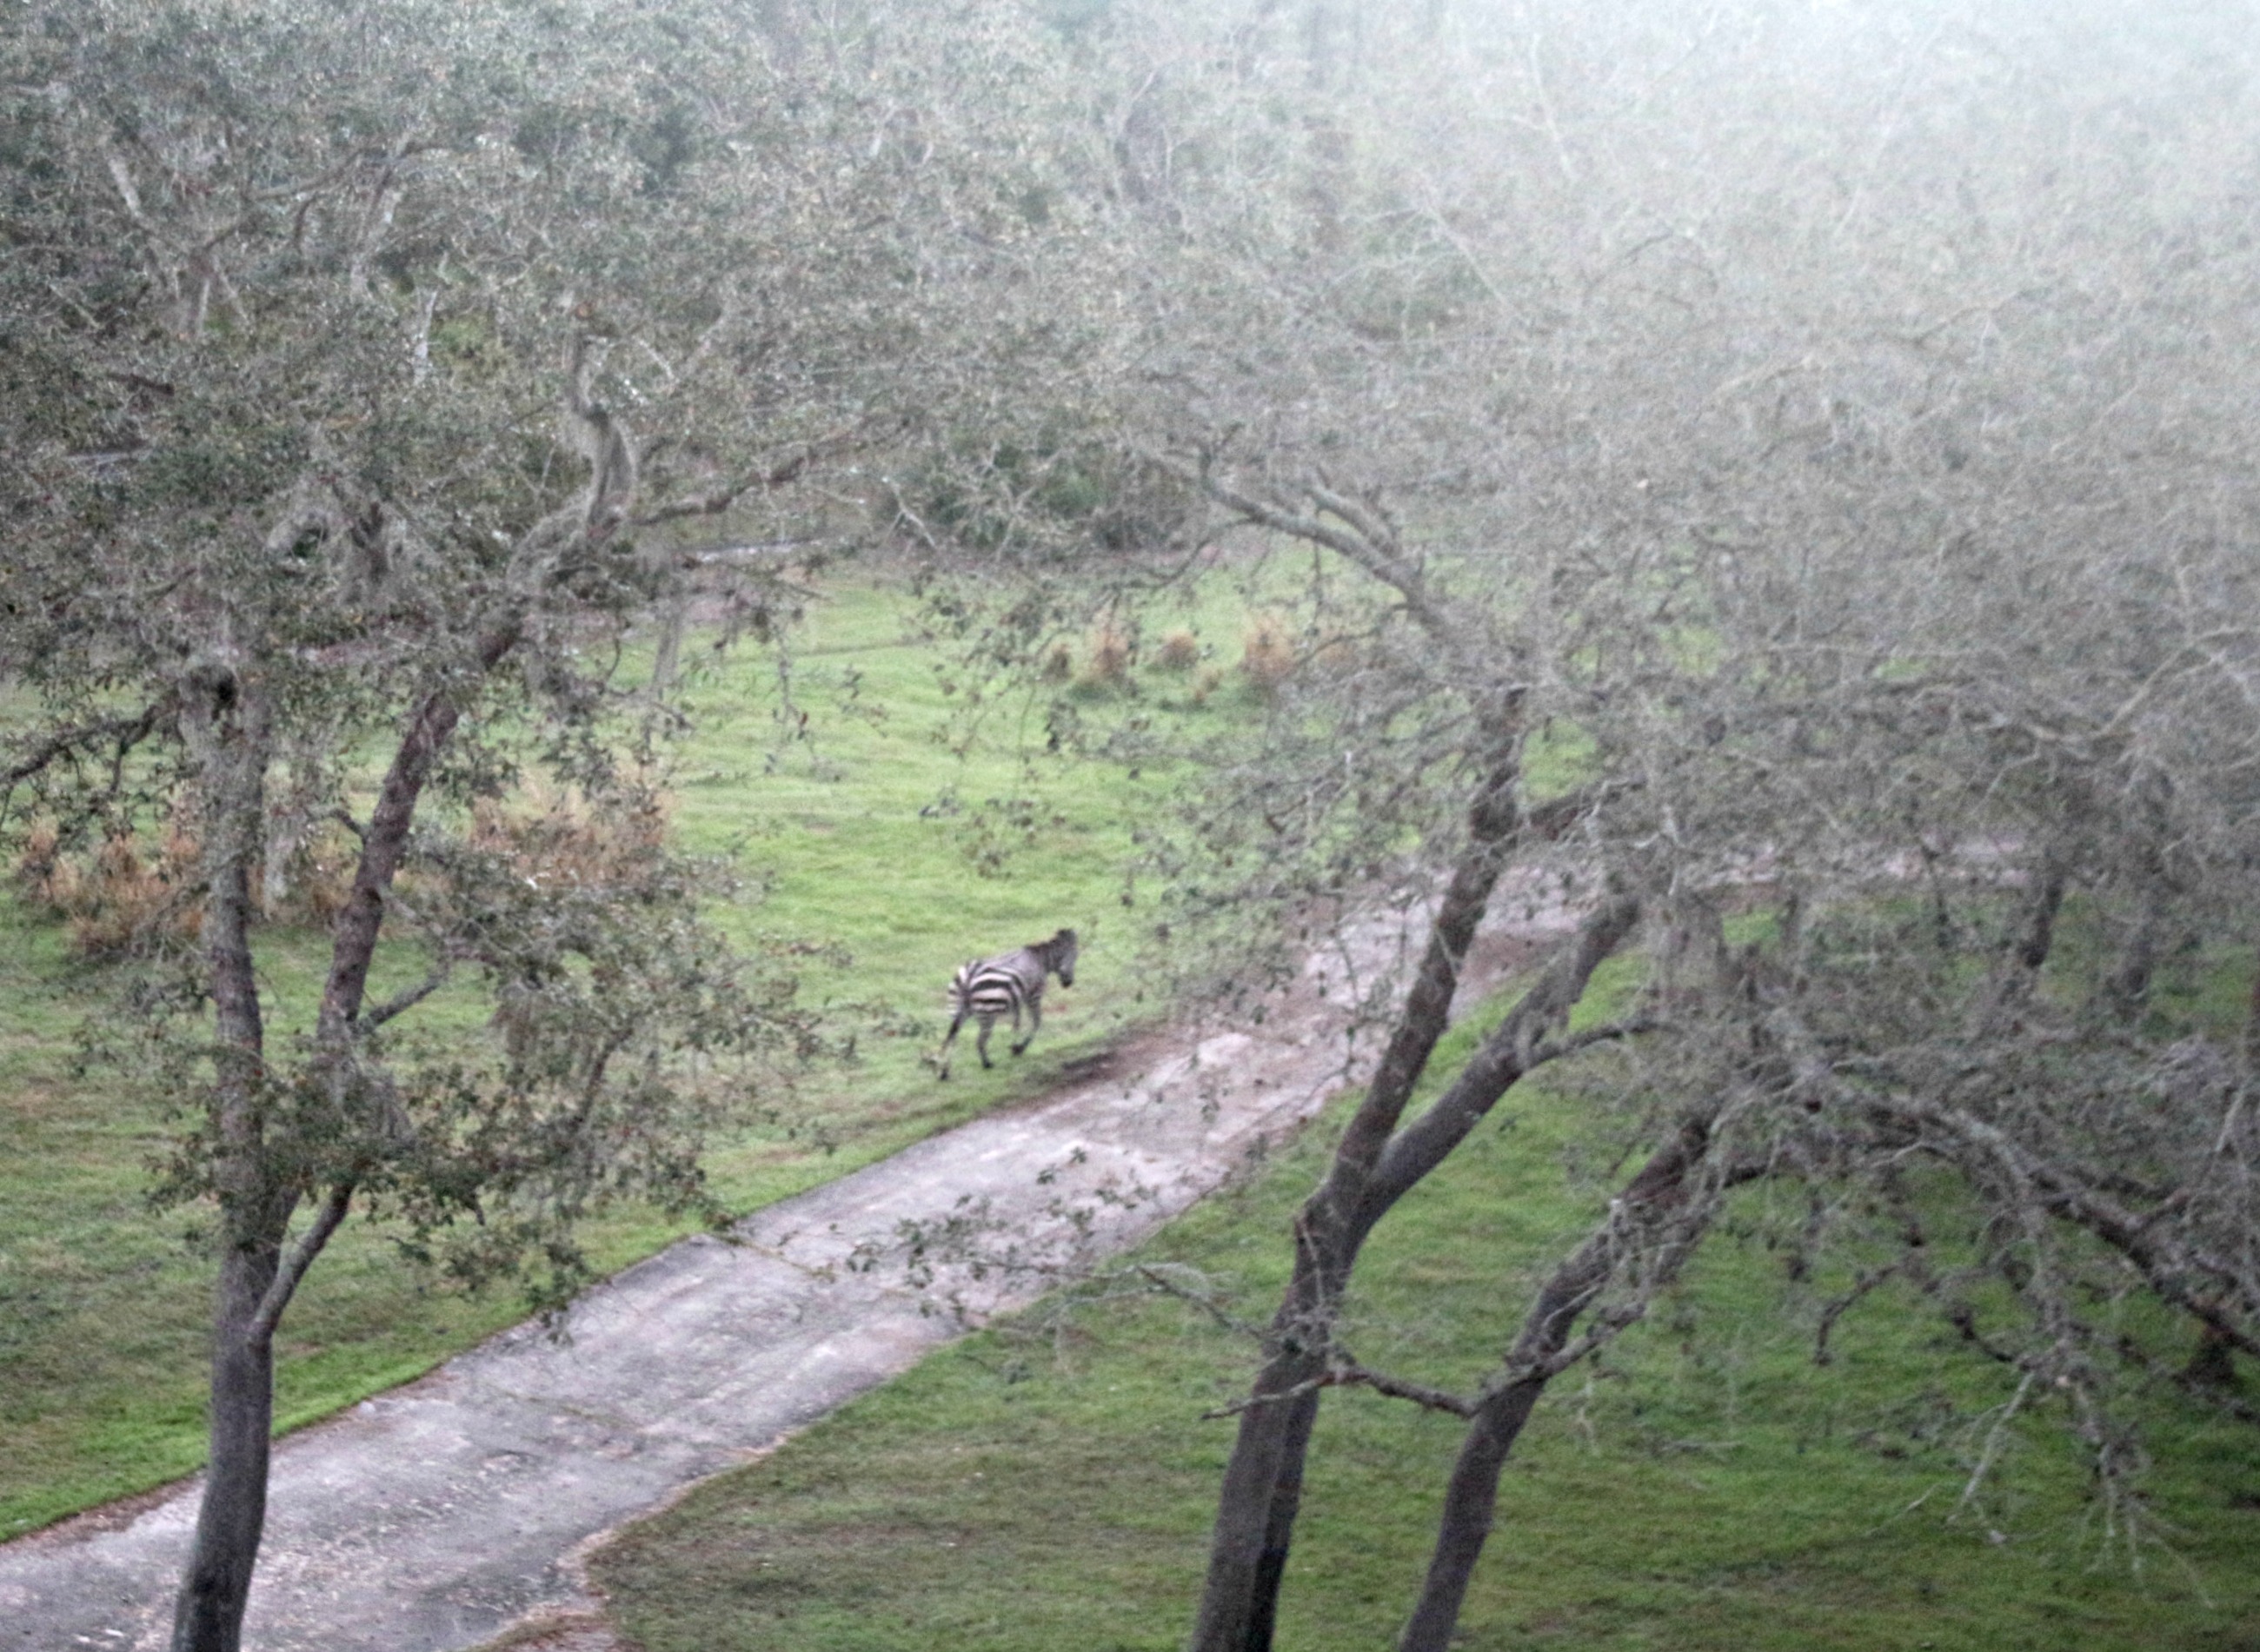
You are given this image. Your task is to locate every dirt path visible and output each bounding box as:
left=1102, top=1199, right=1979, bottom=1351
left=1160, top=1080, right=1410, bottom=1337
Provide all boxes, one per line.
left=0, top=894, right=1565, bottom=1652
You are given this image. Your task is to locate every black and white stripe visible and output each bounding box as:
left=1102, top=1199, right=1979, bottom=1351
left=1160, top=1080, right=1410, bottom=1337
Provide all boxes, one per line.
left=938, top=927, right=1078, bottom=1078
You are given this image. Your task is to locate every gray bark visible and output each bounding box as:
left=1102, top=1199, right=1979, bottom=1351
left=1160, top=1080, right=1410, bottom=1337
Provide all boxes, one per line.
left=1193, top=713, right=1525, bottom=1652
left=1191, top=891, right=1644, bottom=1649
left=1398, top=1119, right=1713, bottom=1652
left=1189, top=746, right=1641, bottom=1652
left=170, top=627, right=519, bottom=1649
left=171, top=670, right=283, bottom=1652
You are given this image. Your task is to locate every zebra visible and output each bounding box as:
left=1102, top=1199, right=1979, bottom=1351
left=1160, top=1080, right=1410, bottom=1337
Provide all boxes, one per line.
left=938, top=928, right=1077, bottom=1078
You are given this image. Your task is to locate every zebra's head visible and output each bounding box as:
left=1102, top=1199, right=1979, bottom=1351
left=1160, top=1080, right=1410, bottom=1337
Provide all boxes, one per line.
left=1048, top=927, right=1078, bottom=987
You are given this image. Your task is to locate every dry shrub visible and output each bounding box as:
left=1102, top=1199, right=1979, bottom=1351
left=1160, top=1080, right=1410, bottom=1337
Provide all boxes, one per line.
left=13, top=789, right=668, bottom=958
left=1076, top=620, right=1133, bottom=691
left=1040, top=640, right=1074, bottom=683
left=268, top=820, right=360, bottom=926
left=1240, top=614, right=1296, bottom=694
left=467, top=786, right=670, bottom=891
left=1156, top=628, right=1201, bottom=672
left=18, top=817, right=202, bottom=957
left=16, top=819, right=66, bottom=909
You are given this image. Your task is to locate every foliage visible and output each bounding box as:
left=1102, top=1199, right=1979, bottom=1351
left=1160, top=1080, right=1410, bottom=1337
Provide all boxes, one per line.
left=1154, top=628, right=1201, bottom=673
left=15, top=813, right=203, bottom=956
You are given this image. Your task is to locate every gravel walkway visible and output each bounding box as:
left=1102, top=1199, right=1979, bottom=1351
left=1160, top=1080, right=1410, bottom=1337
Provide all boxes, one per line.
left=0, top=898, right=1561, bottom=1651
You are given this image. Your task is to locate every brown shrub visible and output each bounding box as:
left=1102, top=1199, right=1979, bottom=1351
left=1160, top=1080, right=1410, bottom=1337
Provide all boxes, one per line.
left=12, top=787, right=668, bottom=958
left=468, top=786, right=670, bottom=891
left=1155, top=628, right=1201, bottom=671
left=1240, top=614, right=1296, bottom=694
left=18, top=818, right=203, bottom=957
left=1309, top=627, right=1363, bottom=678
left=1076, top=620, right=1133, bottom=690
left=17, top=819, right=65, bottom=908
left=268, top=819, right=360, bottom=926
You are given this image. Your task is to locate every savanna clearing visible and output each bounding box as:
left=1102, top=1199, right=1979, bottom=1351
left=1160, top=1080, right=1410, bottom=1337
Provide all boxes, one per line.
left=0, top=574, right=1247, bottom=1537
left=6, top=575, right=2257, bottom=1651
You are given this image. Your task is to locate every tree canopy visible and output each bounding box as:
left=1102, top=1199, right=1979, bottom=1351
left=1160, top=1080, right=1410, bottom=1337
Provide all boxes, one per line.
left=893, top=4, right=2260, bottom=1645
left=0, top=2, right=1110, bottom=1644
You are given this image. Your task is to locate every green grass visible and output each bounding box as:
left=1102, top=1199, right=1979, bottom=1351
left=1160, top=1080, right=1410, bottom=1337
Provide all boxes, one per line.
left=0, top=573, right=1272, bottom=1537
left=23, top=562, right=2249, bottom=1652
left=591, top=995, right=2260, bottom=1651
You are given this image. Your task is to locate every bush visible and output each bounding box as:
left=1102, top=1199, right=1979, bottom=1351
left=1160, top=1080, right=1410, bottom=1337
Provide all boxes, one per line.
left=464, top=786, right=671, bottom=891
left=1308, top=627, right=1363, bottom=678
left=1155, top=628, right=1201, bottom=671
left=1240, top=614, right=1295, bottom=694
left=1075, top=620, right=1133, bottom=691
left=265, top=819, right=358, bottom=927
left=17, top=818, right=201, bottom=957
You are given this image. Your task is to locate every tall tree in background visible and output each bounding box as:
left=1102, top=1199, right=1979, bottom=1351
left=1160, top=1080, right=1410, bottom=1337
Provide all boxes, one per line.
left=0, top=2, right=1096, bottom=1646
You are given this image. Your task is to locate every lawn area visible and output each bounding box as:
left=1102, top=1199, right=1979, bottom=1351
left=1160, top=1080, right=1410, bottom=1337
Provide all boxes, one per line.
left=0, top=572, right=1255, bottom=1537
left=592, top=989, right=2260, bottom=1651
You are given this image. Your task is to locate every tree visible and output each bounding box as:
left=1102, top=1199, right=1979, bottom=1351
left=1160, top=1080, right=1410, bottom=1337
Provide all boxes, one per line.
left=0, top=2, right=1099, bottom=1646
left=943, top=2, right=2260, bottom=1646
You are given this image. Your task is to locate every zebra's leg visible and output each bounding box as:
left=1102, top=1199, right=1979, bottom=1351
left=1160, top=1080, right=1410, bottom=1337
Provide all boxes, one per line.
left=1010, top=993, right=1042, bottom=1056
left=976, top=1012, right=998, bottom=1070
left=938, top=1003, right=969, bottom=1079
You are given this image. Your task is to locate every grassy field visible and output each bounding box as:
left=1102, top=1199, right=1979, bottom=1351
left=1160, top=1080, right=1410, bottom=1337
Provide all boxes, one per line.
left=12, top=570, right=2260, bottom=1651
left=591, top=987, right=2260, bottom=1651
left=0, top=574, right=1252, bottom=1537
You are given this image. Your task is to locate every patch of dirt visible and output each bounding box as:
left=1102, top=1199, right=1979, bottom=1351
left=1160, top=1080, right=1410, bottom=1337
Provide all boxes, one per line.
left=475, top=1611, right=629, bottom=1652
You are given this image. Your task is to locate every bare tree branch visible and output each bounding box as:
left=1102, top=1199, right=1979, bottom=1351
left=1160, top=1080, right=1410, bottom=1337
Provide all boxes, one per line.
left=0, top=699, right=173, bottom=796
left=247, top=1183, right=355, bottom=1344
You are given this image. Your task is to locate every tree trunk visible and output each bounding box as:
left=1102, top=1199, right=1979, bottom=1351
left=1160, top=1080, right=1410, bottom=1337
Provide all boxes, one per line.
left=167, top=627, right=524, bottom=1648
left=1396, top=1377, right=1545, bottom=1652
left=1398, top=1120, right=1714, bottom=1652
left=320, top=616, right=523, bottom=1045
left=167, top=619, right=527, bottom=1650
left=1190, top=890, right=1642, bottom=1651
left=2184, top=1321, right=2241, bottom=1390
left=173, top=668, right=288, bottom=1652
left=1247, top=1386, right=1320, bottom=1648
left=2102, top=798, right=2173, bottom=1024
left=172, top=1245, right=283, bottom=1652
left=1193, top=716, right=1526, bottom=1652
left=1195, top=1244, right=1346, bottom=1652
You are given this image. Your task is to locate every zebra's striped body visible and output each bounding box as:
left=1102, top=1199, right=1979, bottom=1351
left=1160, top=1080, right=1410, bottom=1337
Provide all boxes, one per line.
left=938, top=928, right=1078, bottom=1078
